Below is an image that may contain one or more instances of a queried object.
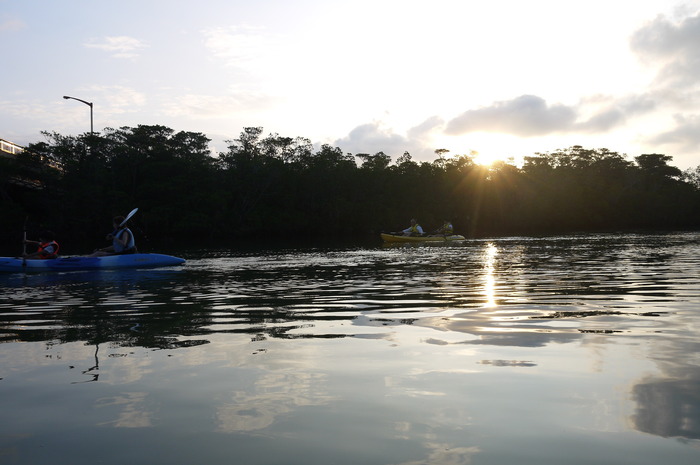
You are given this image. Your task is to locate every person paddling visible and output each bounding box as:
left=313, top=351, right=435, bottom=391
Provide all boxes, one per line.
left=433, top=220, right=454, bottom=236
left=90, top=215, right=137, bottom=256
left=23, top=230, right=59, bottom=259
left=402, top=219, right=424, bottom=236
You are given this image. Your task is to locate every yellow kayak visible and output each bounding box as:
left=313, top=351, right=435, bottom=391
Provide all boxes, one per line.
left=380, top=233, right=466, bottom=243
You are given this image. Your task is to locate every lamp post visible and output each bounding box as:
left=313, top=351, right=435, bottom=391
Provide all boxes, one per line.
left=63, top=95, right=93, bottom=135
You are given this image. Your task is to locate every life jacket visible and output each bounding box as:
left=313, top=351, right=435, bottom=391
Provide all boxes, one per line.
left=37, top=240, right=59, bottom=259
left=409, top=224, right=422, bottom=234
left=442, top=223, right=454, bottom=234
left=113, top=227, right=136, bottom=253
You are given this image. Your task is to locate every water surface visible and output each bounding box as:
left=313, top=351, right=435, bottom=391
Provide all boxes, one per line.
left=1, top=233, right=699, bottom=464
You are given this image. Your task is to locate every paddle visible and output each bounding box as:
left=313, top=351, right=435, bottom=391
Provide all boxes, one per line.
left=22, top=217, right=28, bottom=255
left=22, top=216, right=28, bottom=268
left=92, top=208, right=138, bottom=256
left=108, top=208, right=138, bottom=252
left=120, top=208, right=138, bottom=227
left=109, top=208, right=138, bottom=235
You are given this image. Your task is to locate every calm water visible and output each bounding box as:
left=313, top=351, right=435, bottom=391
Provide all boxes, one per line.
left=1, top=233, right=700, bottom=465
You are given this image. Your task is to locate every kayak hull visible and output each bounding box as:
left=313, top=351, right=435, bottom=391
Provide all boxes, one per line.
left=0, top=253, right=185, bottom=273
left=381, top=233, right=466, bottom=243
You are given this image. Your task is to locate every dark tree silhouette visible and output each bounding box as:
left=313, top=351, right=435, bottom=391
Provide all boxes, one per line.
left=2, top=128, right=700, bottom=256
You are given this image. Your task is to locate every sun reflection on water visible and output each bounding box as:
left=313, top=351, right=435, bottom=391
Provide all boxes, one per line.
left=483, top=243, right=498, bottom=307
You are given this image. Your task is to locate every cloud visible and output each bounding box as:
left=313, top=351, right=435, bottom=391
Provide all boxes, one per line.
left=439, top=10, right=700, bottom=148
left=331, top=117, right=451, bottom=160
left=202, top=26, right=277, bottom=69
left=100, top=86, right=147, bottom=113
left=575, top=94, right=657, bottom=133
left=333, top=122, right=410, bottom=155
left=84, top=36, right=148, bottom=58
left=647, top=114, right=700, bottom=152
left=630, top=11, right=700, bottom=88
left=0, top=99, right=65, bottom=144
left=443, top=93, right=661, bottom=139
left=407, top=115, right=444, bottom=141
left=393, top=444, right=480, bottom=465
left=628, top=10, right=700, bottom=159
left=632, top=377, right=700, bottom=440
left=63, top=85, right=146, bottom=118
left=161, top=92, right=274, bottom=118
left=445, top=95, right=577, bottom=137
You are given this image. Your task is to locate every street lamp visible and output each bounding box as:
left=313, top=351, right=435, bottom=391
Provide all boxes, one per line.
left=63, top=95, right=93, bottom=135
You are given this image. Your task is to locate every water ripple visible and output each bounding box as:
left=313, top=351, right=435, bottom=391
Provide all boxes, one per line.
left=1, top=233, right=699, bottom=346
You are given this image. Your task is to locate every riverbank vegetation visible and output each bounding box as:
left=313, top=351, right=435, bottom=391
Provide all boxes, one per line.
left=2, top=125, right=700, bottom=254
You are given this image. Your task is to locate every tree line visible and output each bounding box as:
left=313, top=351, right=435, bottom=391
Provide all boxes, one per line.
left=2, top=124, right=699, bottom=255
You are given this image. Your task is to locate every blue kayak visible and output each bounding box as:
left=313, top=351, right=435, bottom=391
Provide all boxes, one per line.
left=0, top=253, right=185, bottom=273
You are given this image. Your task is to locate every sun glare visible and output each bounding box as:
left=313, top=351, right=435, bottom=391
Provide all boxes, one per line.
left=473, top=151, right=502, bottom=166
left=483, top=243, right=498, bottom=307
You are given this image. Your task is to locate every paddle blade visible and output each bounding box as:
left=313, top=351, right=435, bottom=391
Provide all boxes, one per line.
left=120, top=208, right=138, bottom=226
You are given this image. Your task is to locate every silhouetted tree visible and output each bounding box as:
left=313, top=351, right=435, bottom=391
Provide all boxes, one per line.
left=4, top=126, right=700, bottom=256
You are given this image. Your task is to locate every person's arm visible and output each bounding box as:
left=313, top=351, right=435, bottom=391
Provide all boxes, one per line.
left=22, top=239, right=40, bottom=258
left=416, top=225, right=424, bottom=234
left=114, top=230, right=132, bottom=248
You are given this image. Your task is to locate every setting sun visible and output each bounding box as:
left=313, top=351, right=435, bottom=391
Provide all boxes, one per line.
left=473, top=151, right=499, bottom=166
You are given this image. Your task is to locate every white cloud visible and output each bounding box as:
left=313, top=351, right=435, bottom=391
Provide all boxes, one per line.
left=441, top=92, right=661, bottom=140
left=648, top=114, right=700, bottom=152
left=84, top=36, right=148, bottom=58
left=575, top=94, right=657, bottom=133
left=100, top=86, right=147, bottom=113
left=333, top=122, right=410, bottom=156
left=628, top=9, right=700, bottom=160
left=428, top=7, right=700, bottom=165
left=331, top=118, right=448, bottom=160
left=408, top=116, right=445, bottom=142
left=202, top=26, right=278, bottom=69
left=161, top=92, right=274, bottom=118
left=445, top=95, right=577, bottom=137
left=5, top=0, right=700, bottom=169
left=0, top=99, right=63, bottom=144
left=61, top=86, right=147, bottom=121
left=630, top=11, right=700, bottom=87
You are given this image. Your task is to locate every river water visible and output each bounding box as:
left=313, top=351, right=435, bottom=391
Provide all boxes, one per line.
left=1, top=233, right=699, bottom=465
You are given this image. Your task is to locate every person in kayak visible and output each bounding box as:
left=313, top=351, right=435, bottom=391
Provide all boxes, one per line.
left=402, top=219, right=424, bottom=236
left=433, top=220, right=454, bottom=235
left=23, top=231, right=59, bottom=259
left=90, top=215, right=137, bottom=256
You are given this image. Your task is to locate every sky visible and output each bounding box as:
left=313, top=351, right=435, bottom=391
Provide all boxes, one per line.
left=2, top=0, right=700, bottom=169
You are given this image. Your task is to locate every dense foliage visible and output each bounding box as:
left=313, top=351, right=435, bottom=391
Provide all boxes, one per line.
left=2, top=125, right=699, bottom=254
